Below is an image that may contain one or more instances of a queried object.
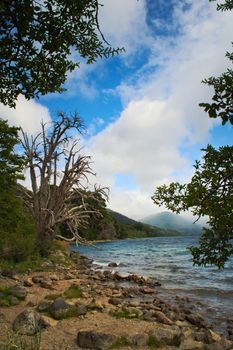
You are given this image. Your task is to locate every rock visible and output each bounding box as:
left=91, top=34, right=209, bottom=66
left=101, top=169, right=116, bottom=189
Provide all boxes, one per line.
left=141, top=287, right=155, bottom=294
left=1, top=268, right=16, bottom=278
left=76, top=303, right=87, bottom=316
left=130, top=333, right=148, bottom=346
left=149, top=326, right=181, bottom=344
left=108, top=297, right=122, bottom=306
left=64, top=273, right=76, bottom=280
left=186, top=314, right=207, bottom=328
left=9, top=286, right=27, bottom=300
left=143, top=310, right=155, bottom=321
left=39, top=315, right=58, bottom=328
left=23, top=278, right=33, bottom=287
left=40, top=279, right=53, bottom=289
left=50, top=274, right=59, bottom=281
left=128, top=300, right=140, bottom=307
left=146, top=277, right=161, bottom=287
left=37, top=301, right=52, bottom=312
left=108, top=262, right=118, bottom=267
left=154, top=311, right=173, bottom=325
left=88, top=300, right=104, bottom=312
left=77, top=331, right=117, bottom=349
left=32, top=275, right=44, bottom=284
left=13, top=310, right=41, bottom=335
left=49, top=297, right=70, bottom=319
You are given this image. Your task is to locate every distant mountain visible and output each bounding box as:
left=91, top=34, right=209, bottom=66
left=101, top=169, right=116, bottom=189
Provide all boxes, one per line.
left=108, top=209, right=183, bottom=237
left=141, top=211, right=203, bottom=235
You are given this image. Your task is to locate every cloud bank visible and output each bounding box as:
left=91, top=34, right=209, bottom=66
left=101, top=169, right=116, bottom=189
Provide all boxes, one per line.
left=87, top=0, right=233, bottom=219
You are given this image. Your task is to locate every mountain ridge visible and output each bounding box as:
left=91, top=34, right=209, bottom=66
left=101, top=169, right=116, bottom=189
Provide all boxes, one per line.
left=141, top=211, right=203, bottom=234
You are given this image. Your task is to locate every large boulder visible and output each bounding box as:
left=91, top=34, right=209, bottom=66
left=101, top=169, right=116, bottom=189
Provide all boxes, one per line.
left=77, top=331, right=117, bottom=350
left=13, top=310, right=41, bottom=335
left=149, top=326, right=181, bottom=345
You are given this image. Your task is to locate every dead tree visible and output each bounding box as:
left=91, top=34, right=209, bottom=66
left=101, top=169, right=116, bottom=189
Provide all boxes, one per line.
left=21, top=112, right=107, bottom=253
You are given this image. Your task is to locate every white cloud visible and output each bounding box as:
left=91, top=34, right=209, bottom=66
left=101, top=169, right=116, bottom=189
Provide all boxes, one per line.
left=0, top=96, right=51, bottom=133
left=100, top=0, right=150, bottom=55
left=86, top=0, right=233, bottom=219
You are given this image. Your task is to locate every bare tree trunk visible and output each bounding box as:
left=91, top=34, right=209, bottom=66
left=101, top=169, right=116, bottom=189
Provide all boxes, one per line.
left=21, top=113, right=107, bottom=255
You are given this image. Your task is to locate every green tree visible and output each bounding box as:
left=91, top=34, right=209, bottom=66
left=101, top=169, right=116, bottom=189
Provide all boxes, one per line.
left=0, top=119, right=36, bottom=263
left=0, top=119, right=25, bottom=187
left=199, top=0, right=233, bottom=125
left=152, top=145, right=233, bottom=268
left=0, top=0, right=123, bottom=107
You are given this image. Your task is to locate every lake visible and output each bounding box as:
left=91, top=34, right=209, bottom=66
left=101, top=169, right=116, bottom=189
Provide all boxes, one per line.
left=72, top=235, right=233, bottom=328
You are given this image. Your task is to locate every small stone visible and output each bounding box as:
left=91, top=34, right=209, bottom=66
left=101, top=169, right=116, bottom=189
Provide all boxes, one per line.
left=39, top=315, right=58, bottom=328
left=108, top=297, right=122, bottom=306
left=154, top=311, right=173, bottom=325
left=76, top=303, right=87, bottom=316
left=32, top=276, right=44, bottom=284
left=13, top=310, right=41, bottom=335
left=1, top=269, right=16, bottom=278
left=131, top=333, right=148, bottom=346
left=50, top=274, right=59, bottom=281
left=108, top=262, right=118, bottom=267
left=142, top=287, right=155, bottom=294
left=37, top=301, right=52, bottom=312
left=24, top=279, right=33, bottom=287
left=9, top=286, right=27, bottom=300
left=143, top=310, right=155, bottom=321
left=186, top=314, right=207, bottom=328
left=40, top=280, right=53, bottom=289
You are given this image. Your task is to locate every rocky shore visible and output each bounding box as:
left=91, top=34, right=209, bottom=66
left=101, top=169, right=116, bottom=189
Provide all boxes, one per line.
left=0, top=250, right=233, bottom=350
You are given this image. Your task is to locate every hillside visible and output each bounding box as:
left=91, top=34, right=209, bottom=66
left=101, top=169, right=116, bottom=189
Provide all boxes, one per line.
left=78, top=208, right=184, bottom=241
left=141, top=211, right=203, bottom=235
left=107, top=209, right=183, bottom=238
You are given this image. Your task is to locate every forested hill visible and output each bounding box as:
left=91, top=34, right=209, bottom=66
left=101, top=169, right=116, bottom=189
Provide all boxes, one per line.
left=78, top=208, right=184, bottom=241
left=141, top=212, right=203, bottom=235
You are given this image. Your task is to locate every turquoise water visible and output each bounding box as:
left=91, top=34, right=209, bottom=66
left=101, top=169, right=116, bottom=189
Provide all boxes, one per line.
left=72, top=236, right=233, bottom=322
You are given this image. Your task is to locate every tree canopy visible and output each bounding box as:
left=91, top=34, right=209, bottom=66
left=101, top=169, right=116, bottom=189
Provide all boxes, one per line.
left=152, top=145, right=233, bottom=268
left=0, top=0, right=123, bottom=107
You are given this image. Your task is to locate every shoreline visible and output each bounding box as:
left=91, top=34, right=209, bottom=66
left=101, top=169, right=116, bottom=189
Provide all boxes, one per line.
left=0, top=250, right=233, bottom=349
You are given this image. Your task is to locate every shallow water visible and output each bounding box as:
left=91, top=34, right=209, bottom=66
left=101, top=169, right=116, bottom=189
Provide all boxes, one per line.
left=72, top=236, right=233, bottom=324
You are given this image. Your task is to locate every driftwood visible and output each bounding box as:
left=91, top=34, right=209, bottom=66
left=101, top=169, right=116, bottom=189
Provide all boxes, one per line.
left=21, top=112, right=107, bottom=248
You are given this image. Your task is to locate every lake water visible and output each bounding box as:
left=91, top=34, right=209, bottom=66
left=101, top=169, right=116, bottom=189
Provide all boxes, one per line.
left=72, top=236, right=233, bottom=327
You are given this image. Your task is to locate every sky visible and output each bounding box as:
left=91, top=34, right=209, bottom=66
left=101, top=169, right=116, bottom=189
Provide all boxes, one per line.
left=0, top=0, right=232, bottom=220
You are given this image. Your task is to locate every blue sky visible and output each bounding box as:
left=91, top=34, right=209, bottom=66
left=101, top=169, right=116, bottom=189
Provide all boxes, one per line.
left=1, top=0, right=232, bottom=219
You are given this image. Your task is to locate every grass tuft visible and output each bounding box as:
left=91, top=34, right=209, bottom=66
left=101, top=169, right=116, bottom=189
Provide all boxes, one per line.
left=147, top=336, right=161, bottom=349
left=110, top=337, right=130, bottom=349
left=168, top=334, right=181, bottom=347
left=64, top=284, right=82, bottom=299
left=111, top=307, right=139, bottom=319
